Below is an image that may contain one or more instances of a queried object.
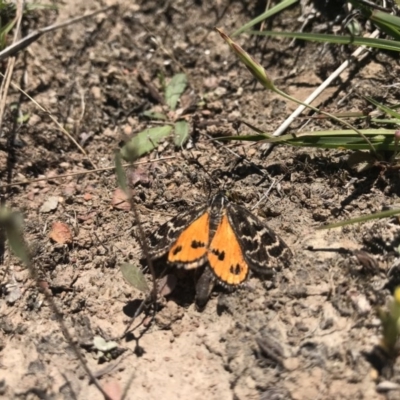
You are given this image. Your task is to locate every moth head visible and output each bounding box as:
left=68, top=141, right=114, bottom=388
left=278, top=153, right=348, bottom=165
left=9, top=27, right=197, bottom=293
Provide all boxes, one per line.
left=209, top=192, right=227, bottom=216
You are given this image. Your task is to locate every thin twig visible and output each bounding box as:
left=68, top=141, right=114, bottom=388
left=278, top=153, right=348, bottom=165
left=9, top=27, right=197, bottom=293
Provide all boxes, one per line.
left=0, top=156, right=175, bottom=189
left=130, top=198, right=158, bottom=302
left=0, top=5, right=117, bottom=169
left=0, top=72, right=96, bottom=168
left=251, top=178, right=277, bottom=210
left=0, top=5, right=117, bottom=62
left=121, top=371, right=136, bottom=400
left=0, top=0, right=23, bottom=131
left=204, top=131, right=273, bottom=181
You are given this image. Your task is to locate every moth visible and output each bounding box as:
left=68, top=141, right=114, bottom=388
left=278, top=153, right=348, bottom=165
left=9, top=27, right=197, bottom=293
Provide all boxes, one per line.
left=148, top=193, right=292, bottom=307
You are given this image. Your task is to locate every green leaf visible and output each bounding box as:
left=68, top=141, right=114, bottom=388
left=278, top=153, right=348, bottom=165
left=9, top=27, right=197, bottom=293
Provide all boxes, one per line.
left=16, top=113, right=30, bottom=124
left=120, top=263, right=149, bottom=293
left=174, top=120, right=190, bottom=147
left=0, top=209, right=30, bottom=266
left=120, top=125, right=172, bottom=161
left=165, top=73, right=187, bottom=110
left=142, top=110, right=167, bottom=120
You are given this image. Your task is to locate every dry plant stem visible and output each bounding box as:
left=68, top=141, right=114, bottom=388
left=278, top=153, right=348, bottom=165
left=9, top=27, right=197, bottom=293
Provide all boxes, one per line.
left=0, top=5, right=117, bottom=169
left=0, top=156, right=175, bottom=189
left=122, top=298, right=151, bottom=336
left=119, top=195, right=158, bottom=335
left=251, top=178, right=277, bottom=210
left=0, top=5, right=117, bottom=62
left=205, top=132, right=272, bottom=180
left=0, top=0, right=23, bottom=130
left=23, top=262, right=112, bottom=400
left=123, top=265, right=171, bottom=336
left=129, top=197, right=158, bottom=302
left=259, top=0, right=272, bottom=32
left=121, top=372, right=136, bottom=400
left=260, top=29, right=380, bottom=153
left=150, top=35, right=188, bottom=78
left=0, top=58, right=16, bottom=130
left=0, top=72, right=96, bottom=169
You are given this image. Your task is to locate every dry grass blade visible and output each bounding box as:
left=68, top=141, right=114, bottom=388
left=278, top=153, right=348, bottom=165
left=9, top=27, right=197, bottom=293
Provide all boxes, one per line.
left=0, top=156, right=175, bottom=189
left=0, top=5, right=117, bottom=62
left=0, top=0, right=23, bottom=131
left=0, top=5, right=117, bottom=169
left=1, top=73, right=96, bottom=168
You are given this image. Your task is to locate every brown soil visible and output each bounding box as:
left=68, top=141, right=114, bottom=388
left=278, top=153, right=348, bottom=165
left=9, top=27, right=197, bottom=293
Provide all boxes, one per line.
left=1, top=1, right=400, bottom=399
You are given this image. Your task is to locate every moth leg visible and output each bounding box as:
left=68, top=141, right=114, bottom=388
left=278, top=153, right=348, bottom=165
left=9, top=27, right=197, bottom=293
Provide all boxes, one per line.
left=195, top=267, right=216, bottom=311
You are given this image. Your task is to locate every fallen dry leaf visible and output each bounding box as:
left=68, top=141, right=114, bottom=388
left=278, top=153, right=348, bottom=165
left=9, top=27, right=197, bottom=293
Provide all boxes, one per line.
left=49, top=222, right=73, bottom=244
left=102, top=380, right=122, bottom=400
left=128, top=167, right=151, bottom=187
left=40, top=196, right=59, bottom=213
left=83, top=193, right=93, bottom=201
left=111, top=188, right=131, bottom=211
left=158, top=274, right=177, bottom=297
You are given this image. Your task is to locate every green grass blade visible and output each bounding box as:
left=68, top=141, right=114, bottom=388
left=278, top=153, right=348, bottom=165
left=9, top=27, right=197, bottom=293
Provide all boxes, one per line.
left=0, top=18, right=16, bottom=50
left=217, top=134, right=270, bottom=142
left=217, top=28, right=377, bottom=152
left=370, top=10, right=400, bottom=40
left=264, top=130, right=395, bottom=150
left=221, top=128, right=398, bottom=151
left=364, top=96, right=400, bottom=120
left=250, top=30, right=400, bottom=52
left=319, top=208, right=400, bottom=230
left=233, top=0, right=298, bottom=36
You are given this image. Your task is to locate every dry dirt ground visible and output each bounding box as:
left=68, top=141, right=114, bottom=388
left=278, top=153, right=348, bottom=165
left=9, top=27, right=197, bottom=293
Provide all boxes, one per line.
left=1, top=1, right=400, bottom=399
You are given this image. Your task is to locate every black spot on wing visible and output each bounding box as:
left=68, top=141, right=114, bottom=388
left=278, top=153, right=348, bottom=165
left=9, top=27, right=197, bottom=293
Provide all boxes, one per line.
left=211, top=248, right=225, bottom=261
left=230, top=264, right=242, bottom=275
left=191, top=240, right=206, bottom=249
left=172, top=245, right=182, bottom=255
